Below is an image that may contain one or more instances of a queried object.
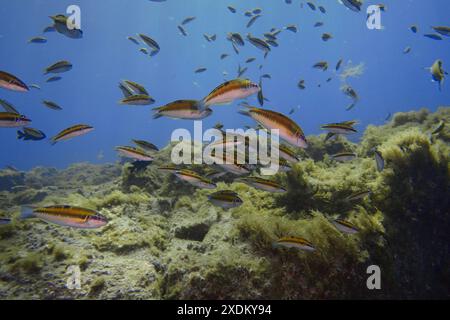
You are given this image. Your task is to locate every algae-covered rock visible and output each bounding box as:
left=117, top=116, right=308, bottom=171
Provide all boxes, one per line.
left=0, top=108, right=449, bottom=299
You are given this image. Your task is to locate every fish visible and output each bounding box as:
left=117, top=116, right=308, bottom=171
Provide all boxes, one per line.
left=274, top=236, right=315, bottom=251
left=30, top=84, right=41, bottom=90
left=50, top=15, right=83, bottom=39
left=228, top=33, right=245, bottom=46
left=202, top=79, right=260, bottom=108
left=0, top=218, right=11, bottom=225
left=237, top=65, right=248, bottom=78
left=46, top=76, right=62, bottom=83
left=331, top=152, right=357, bottom=162
left=266, top=39, right=278, bottom=47
left=403, top=46, right=412, bottom=54
left=158, top=165, right=179, bottom=173
left=244, top=11, right=253, bottom=17
left=297, top=80, right=306, bottom=90
left=306, top=2, right=316, bottom=11
left=424, top=34, right=443, bottom=40
left=139, top=34, right=160, bottom=51
left=174, top=170, right=217, bottom=189
left=181, top=16, right=196, bottom=25
left=321, top=33, right=333, bottom=41
left=44, top=61, right=72, bottom=74
left=410, top=25, right=418, bottom=33
left=264, top=33, right=278, bottom=41
left=431, top=121, right=445, bottom=135
left=0, top=99, right=19, bottom=114
left=321, top=123, right=357, bottom=135
left=314, top=22, right=324, bottom=27
left=261, top=74, right=272, bottom=80
left=332, top=219, right=359, bottom=234
left=279, top=144, right=301, bottom=163
left=340, top=0, right=362, bottom=12
left=232, top=42, right=240, bottom=55
left=123, top=80, right=149, bottom=95
left=153, top=100, right=212, bottom=120
left=50, top=124, right=93, bottom=145
left=345, top=190, right=371, bottom=202
left=285, top=24, right=298, bottom=33
left=177, top=25, right=188, bottom=36
left=432, top=26, right=450, bottom=37
left=313, top=61, right=328, bottom=71
left=227, top=6, right=236, bottom=13
left=127, top=36, right=140, bottom=45
left=246, top=57, right=256, bottom=64
left=43, top=25, right=56, bottom=33
left=195, top=67, right=207, bottom=74
left=335, top=59, right=343, bottom=71
left=140, top=48, right=149, bottom=55
left=246, top=34, right=271, bottom=52
left=17, top=127, right=46, bottom=141
left=208, top=190, right=243, bottom=209
left=318, top=6, right=327, bottom=14
left=253, top=8, right=263, bottom=15
left=428, top=59, right=447, bottom=91
left=257, top=80, right=264, bottom=106
left=116, top=146, right=154, bottom=161
left=247, top=15, right=261, bottom=28
left=42, top=100, right=63, bottom=111
left=20, top=205, right=107, bottom=229
left=374, top=150, right=384, bottom=172
left=132, top=140, right=159, bottom=152
left=0, top=113, right=31, bottom=128
left=119, top=94, right=155, bottom=106
left=28, top=37, right=47, bottom=44
left=203, top=34, right=216, bottom=42
left=239, top=107, right=308, bottom=148
left=0, top=71, right=29, bottom=92
left=220, top=54, right=229, bottom=60
left=204, top=169, right=227, bottom=180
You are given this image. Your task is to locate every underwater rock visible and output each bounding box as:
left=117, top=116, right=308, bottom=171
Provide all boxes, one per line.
left=0, top=108, right=448, bottom=299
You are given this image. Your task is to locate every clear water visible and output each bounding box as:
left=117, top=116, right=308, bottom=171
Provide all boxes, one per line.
left=1, top=0, right=449, bottom=169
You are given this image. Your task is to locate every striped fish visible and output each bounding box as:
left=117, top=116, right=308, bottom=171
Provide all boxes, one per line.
left=139, top=34, right=160, bottom=51
left=123, top=80, right=149, bottom=95
left=0, top=71, right=29, bottom=92
left=202, top=79, right=260, bottom=108
left=345, top=190, right=371, bottom=202
left=0, top=112, right=31, bottom=128
left=279, top=144, right=300, bottom=163
left=153, top=100, right=212, bottom=120
left=240, top=107, right=308, bottom=148
left=20, top=205, right=107, bottom=229
left=132, top=139, right=159, bottom=152
left=237, top=176, right=286, bottom=193
left=208, top=190, right=243, bottom=209
left=119, top=94, right=155, bottom=106
left=51, top=124, right=93, bottom=145
left=332, top=219, right=359, bottom=234
left=116, top=146, right=154, bottom=162
left=332, top=152, right=357, bottom=162
left=274, top=236, right=315, bottom=251
left=321, top=122, right=357, bottom=134
left=174, top=170, right=217, bottom=189
left=42, top=100, right=63, bottom=111
left=158, top=165, right=180, bottom=173
left=44, top=60, right=72, bottom=74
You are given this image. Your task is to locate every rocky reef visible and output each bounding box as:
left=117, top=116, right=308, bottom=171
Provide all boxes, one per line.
left=0, top=107, right=448, bottom=300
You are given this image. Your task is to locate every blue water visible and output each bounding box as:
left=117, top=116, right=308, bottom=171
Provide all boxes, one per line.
left=0, top=0, right=449, bottom=170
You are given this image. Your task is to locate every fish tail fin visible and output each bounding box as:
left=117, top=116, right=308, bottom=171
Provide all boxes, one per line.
left=20, top=206, right=35, bottom=220
left=49, top=139, right=57, bottom=146
left=238, top=110, right=251, bottom=117
left=17, top=131, right=24, bottom=140
left=197, top=98, right=209, bottom=110
left=152, top=112, right=162, bottom=120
